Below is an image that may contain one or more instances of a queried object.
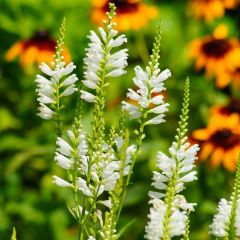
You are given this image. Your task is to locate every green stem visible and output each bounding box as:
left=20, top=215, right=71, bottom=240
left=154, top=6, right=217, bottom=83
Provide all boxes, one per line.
left=115, top=118, right=146, bottom=223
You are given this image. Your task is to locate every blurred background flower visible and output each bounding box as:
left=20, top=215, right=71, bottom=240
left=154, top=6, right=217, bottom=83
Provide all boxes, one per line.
left=5, top=30, right=71, bottom=67
left=189, top=25, right=240, bottom=88
left=191, top=112, right=240, bottom=171
left=91, top=0, right=158, bottom=31
left=189, top=0, right=239, bottom=22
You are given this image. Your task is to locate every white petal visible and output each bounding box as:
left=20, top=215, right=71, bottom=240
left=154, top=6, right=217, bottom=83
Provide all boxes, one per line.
left=56, top=137, right=73, bottom=156
left=54, top=153, right=72, bottom=169
left=77, top=177, right=93, bottom=197
left=107, top=69, right=125, bottom=77
left=39, top=63, right=53, bottom=76
left=37, top=103, right=54, bottom=120
left=61, top=85, right=77, bottom=96
left=53, top=175, right=71, bottom=187
left=62, top=74, right=78, bottom=86
left=111, top=34, right=127, bottom=47
left=80, top=90, right=95, bottom=103
left=99, top=200, right=112, bottom=208
left=146, top=114, right=166, bottom=125
left=151, top=95, right=164, bottom=105
left=82, top=80, right=97, bottom=89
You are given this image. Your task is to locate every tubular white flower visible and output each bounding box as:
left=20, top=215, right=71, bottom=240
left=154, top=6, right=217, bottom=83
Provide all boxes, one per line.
left=145, top=198, right=166, bottom=240
left=99, top=200, right=112, bottom=208
left=56, top=137, right=73, bottom=156
left=80, top=90, right=95, bottom=103
left=61, top=85, right=77, bottom=96
left=54, top=152, right=73, bottom=169
left=122, top=102, right=141, bottom=119
left=169, top=209, right=187, bottom=237
left=174, top=195, right=196, bottom=212
left=77, top=177, right=93, bottom=197
left=53, top=175, right=71, bottom=187
left=123, top=145, right=137, bottom=175
left=155, top=141, right=199, bottom=193
left=88, top=236, right=95, bottom=240
left=146, top=135, right=199, bottom=239
left=36, top=61, right=78, bottom=120
left=37, top=103, right=54, bottom=120
left=210, top=198, right=232, bottom=237
left=81, top=24, right=128, bottom=103
left=122, top=64, right=170, bottom=124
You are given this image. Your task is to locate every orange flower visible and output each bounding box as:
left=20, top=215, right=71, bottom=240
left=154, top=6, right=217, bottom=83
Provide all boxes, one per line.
left=91, top=0, right=159, bottom=31
left=211, top=99, right=240, bottom=116
left=189, top=28, right=240, bottom=88
left=191, top=113, right=240, bottom=171
left=189, top=0, right=239, bottom=22
left=5, top=31, right=71, bottom=67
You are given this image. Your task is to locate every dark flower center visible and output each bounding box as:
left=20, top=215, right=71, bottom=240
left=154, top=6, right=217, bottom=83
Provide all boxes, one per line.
left=24, top=31, right=56, bottom=50
left=103, top=0, right=139, bottom=14
left=220, top=99, right=240, bottom=115
left=201, top=39, right=232, bottom=58
left=210, top=129, right=240, bottom=149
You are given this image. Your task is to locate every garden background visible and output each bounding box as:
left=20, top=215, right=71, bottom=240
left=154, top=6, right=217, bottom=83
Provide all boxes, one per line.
left=0, top=0, right=240, bottom=239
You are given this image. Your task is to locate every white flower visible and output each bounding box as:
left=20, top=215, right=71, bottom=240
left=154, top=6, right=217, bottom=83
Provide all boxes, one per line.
left=53, top=175, right=71, bottom=187
left=37, top=103, right=54, bottom=120
left=80, top=90, right=95, bottom=103
left=123, top=145, right=136, bottom=175
left=54, top=153, right=73, bottom=169
left=78, top=132, right=88, bottom=156
left=145, top=198, right=166, bottom=240
left=99, top=200, right=112, bottom=208
left=122, top=102, right=141, bottom=119
left=103, top=172, right=119, bottom=191
left=107, top=68, right=126, bottom=77
left=36, top=61, right=78, bottom=119
left=146, top=114, right=166, bottom=125
left=61, top=85, right=77, bottom=96
left=169, top=209, right=187, bottom=237
left=174, top=195, right=196, bottom=212
left=88, top=236, right=95, bottom=240
left=115, top=136, right=124, bottom=149
left=156, top=152, right=176, bottom=178
left=81, top=25, right=128, bottom=103
left=123, top=65, right=170, bottom=124
left=77, top=177, right=93, bottom=197
left=210, top=198, right=232, bottom=237
left=62, top=74, right=78, bottom=86
left=56, top=137, right=73, bottom=156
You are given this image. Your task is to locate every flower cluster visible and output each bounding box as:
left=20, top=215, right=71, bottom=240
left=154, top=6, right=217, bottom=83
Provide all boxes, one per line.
left=210, top=196, right=240, bottom=237
left=145, top=140, right=199, bottom=239
left=145, top=79, right=200, bottom=239
left=35, top=20, right=78, bottom=120
left=36, top=62, right=78, bottom=119
left=122, top=66, right=170, bottom=124
left=122, top=26, right=170, bottom=125
left=53, top=125, right=136, bottom=218
left=210, top=158, right=240, bottom=238
left=80, top=7, right=128, bottom=103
